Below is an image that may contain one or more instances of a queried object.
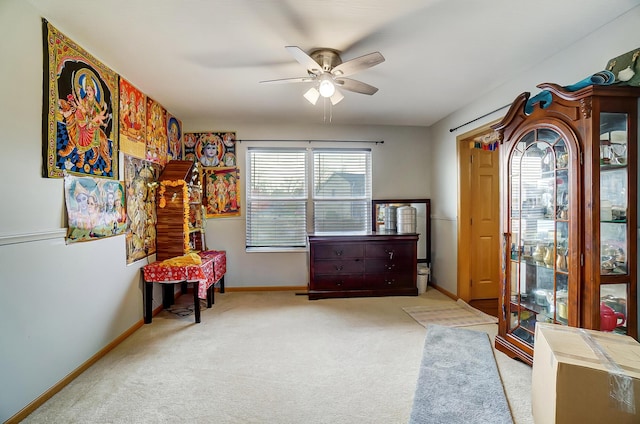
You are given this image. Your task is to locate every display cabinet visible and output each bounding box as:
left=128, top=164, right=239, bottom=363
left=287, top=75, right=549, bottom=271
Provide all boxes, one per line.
left=492, top=83, right=640, bottom=364
left=156, top=160, right=206, bottom=261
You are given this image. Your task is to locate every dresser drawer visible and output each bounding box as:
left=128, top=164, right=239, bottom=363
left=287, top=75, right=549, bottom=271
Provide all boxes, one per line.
left=311, top=274, right=365, bottom=290
left=314, top=259, right=364, bottom=274
left=365, top=243, right=413, bottom=259
left=365, top=258, right=413, bottom=274
left=367, top=273, right=415, bottom=289
left=313, top=243, right=364, bottom=259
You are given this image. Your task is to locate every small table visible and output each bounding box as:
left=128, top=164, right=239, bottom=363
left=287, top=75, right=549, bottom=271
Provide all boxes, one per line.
left=142, top=250, right=226, bottom=323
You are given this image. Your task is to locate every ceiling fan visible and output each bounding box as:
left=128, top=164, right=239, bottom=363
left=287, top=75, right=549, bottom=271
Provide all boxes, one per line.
left=260, top=46, right=385, bottom=105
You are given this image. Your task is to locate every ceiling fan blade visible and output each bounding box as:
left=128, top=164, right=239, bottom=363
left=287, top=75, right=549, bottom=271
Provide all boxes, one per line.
left=331, top=52, right=385, bottom=77
left=334, top=78, right=379, bottom=95
left=259, top=76, right=316, bottom=84
left=285, top=46, right=323, bottom=74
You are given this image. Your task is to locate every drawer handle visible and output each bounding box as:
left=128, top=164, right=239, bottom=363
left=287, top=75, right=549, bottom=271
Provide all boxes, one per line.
left=386, top=264, right=395, bottom=270
left=336, top=280, right=343, bottom=286
left=334, top=250, right=344, bottom=256
left=334, top=265, right=344, bottom=271
left=386, top=279, right=395, bottom=285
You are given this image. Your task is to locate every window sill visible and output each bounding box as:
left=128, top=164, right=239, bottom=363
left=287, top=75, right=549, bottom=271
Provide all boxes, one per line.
left=246, top=247, right=308, bottom=253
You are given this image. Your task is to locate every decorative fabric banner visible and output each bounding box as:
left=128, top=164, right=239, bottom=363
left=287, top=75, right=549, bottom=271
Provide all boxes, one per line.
left=119, top=78, right=146, bottom=159
left=123, top=156, right=161, bottom=263
left=64, top=174, right=127, bottom=243
left=203, top=167, right=240, bottom=217
left=184, top=132, right=236, bottom=167
left=167, top=114, right=183, bottom=161
left=145, top=97, right=168, bottom=165
left=42, top=20, right=119, bottom=178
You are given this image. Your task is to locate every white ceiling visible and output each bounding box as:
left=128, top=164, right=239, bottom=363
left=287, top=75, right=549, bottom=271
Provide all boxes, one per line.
left=27, top=0, right=640, bottom=127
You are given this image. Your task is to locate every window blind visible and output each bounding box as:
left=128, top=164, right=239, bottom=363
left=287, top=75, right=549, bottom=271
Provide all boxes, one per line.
left=246, top=149, right=308, bottom=247
left=246, top=147, right=371, bottom=249
left=312, top=149, right=372, bottom=232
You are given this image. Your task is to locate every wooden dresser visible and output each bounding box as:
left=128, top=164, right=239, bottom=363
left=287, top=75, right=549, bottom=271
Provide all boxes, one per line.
left=308, top=232, right=418, bottom=299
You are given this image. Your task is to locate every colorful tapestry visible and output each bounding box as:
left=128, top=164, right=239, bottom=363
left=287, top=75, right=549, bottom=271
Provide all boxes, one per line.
left=145, top=97, right=167, bottom=165
left=220, top=132, right=237, bottom=167
left=203, top=167, right=240, bottom=217
left=42, top=20, right=119, bottom=179
left=167, top=114, right=183, bottom=161
left=183, top=133, right=197, bottom=162
left=184, top=132, right=236, bottom=168
left=64, top=174, right=127, bottom=243
left=123, top=155, right=161, bottom=264
left=119, top=78, right=146, bottom=158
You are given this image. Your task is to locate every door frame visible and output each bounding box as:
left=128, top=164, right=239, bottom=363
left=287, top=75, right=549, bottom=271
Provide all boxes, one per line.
left=456, top=120, right=501, bottom=302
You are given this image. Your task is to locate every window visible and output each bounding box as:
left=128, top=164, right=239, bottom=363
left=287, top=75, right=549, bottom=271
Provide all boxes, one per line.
left=246, top=147, right=372, bottom=249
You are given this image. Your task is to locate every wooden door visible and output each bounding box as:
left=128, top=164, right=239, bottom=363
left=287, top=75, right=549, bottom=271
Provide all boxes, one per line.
left=469, top=148, right=500, bottom=300
left=457, top=125, right=500, bottom=316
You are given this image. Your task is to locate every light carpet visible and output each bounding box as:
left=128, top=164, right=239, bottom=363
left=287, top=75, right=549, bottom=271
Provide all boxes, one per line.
left=21, top=290, right=532, bottom=424
left=409, top=324, right=513, bottom=424
left=402, top=298, right=498, bottom=328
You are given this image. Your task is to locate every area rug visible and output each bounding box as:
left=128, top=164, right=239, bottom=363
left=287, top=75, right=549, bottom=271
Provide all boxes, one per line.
left=409, top=324, right=513, bottom=424
left=403, top=299, right=498, bottom=328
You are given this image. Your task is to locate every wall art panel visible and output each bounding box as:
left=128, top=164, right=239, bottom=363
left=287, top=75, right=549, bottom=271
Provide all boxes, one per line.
left=145, top=97, right=167, bottom=165
left=42, top=20, right=118, bottom=179
left=123, top=155, right=161, bottom=264
left=64, top=174, right=127, bottom=242
left=203, top=167, right=240, bottom=218
left=119, top=78, right=146, bottom=158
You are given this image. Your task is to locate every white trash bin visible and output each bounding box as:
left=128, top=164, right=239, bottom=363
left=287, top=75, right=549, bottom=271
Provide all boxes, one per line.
left=417, top=264, right=429, bottom=294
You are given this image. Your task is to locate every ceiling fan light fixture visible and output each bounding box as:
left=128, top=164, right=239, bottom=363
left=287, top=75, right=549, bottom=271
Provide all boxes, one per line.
left=303, top=87, right=320, bottom=105
left=318, top=75, right=336, bottom=98
left=330, top=89, right=344, bottom=105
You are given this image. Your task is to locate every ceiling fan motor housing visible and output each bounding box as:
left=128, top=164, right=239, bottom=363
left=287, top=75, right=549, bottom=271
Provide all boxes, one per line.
left=309, top=49, right=342, bottom=73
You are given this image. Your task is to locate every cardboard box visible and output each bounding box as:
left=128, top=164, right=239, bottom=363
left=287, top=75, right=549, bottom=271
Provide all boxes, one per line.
left=532, top=323, right=640, bottom=424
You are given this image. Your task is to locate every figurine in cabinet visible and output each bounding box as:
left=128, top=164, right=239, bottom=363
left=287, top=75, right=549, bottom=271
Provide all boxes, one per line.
left=492, top=83, right=639, bottom=364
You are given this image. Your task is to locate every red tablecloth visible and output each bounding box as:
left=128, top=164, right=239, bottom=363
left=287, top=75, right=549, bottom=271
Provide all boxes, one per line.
left=142, top=257, right=214, bottom=299
left=141, top=250, right=226, bottom=299
left=199, top=250, right=226, bottom=283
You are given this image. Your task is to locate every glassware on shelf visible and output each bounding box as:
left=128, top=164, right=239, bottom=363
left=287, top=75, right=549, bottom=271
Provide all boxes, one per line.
left=600, top=283, right=628, bottom=333
left=532, top=243, right=546, bottom=264
left=543, top=244, right=555, bottom=268
left=556, top=248, right=567, bottom=271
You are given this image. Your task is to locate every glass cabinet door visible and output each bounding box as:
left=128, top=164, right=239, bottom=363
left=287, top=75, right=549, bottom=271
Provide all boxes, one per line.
left=507, top=128, right=571, bottom=346
left=599, top=112, right=630, bottom=334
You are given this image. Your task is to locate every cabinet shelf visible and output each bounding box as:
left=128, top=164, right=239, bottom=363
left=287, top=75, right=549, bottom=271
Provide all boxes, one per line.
left=600, top=163, right=628, bottom=170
